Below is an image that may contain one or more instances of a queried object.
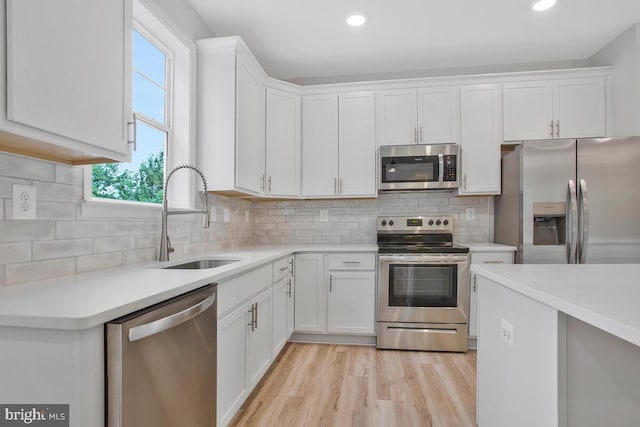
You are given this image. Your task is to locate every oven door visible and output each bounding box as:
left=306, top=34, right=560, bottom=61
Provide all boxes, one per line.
left=378, top=254, right=469, bottom=324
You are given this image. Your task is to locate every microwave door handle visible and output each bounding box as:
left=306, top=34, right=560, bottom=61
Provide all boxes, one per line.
left=438, top=154, right=444, bottom=182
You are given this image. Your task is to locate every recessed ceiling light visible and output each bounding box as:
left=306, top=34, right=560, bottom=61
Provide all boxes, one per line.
left=346, top=14, right=367, bottom=27
left=530, top=0, right=557, bottom=12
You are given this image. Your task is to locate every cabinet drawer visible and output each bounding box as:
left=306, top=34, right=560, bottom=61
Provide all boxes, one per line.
left=327, top=253, right=376, bottom=271
left=217, top=264, right=272, bottom=317
left=272, top=257, right=290, bottom=282
left=470, top=252, right=514, bottom=265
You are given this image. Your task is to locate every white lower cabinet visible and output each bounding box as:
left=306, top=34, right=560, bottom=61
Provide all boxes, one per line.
left=294, top=252, right=376, bottom=337
left=271, top=276, right=288, bottom=357
left=469, top=250, right=515, bottom=339
left=246, top=288, right=272, bottom=388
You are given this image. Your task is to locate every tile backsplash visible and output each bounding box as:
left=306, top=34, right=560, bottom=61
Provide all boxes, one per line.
left=0, top=151, right=491, bottom=287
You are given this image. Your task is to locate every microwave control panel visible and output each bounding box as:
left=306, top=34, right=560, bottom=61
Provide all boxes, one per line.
left=443, top=155, right=457, bottom=181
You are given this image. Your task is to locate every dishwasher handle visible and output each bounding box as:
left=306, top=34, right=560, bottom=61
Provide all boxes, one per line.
left=128, top=291, right=216, bottom=342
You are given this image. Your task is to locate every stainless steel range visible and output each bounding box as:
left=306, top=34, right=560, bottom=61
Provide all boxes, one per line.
left=376, top=215, right=470, bottom=352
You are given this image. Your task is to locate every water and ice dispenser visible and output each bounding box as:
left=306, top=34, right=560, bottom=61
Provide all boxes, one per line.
left=532, top=202, right=566, bottom=245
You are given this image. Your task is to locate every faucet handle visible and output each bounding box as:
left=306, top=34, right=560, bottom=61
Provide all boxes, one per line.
left=167, top=236, right=175, bottom=254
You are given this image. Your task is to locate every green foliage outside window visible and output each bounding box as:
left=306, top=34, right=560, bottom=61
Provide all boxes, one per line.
left=92, top=152, right=164, bottom=203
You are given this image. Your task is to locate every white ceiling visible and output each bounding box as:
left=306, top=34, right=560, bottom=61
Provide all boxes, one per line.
left=187, top=0, right=640, bottom=85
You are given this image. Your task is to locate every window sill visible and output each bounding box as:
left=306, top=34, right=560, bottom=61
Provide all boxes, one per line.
left=80, top=198, right=163, bottom=219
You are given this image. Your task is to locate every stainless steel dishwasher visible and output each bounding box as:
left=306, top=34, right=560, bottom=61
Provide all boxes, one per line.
left=106, top=284, right=217, bottom=426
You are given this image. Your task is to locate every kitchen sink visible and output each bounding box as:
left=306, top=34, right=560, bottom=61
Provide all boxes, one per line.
left=162, top=258, right=241, bottom=269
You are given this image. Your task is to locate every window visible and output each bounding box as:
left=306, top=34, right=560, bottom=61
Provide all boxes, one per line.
left=84, top=0, right=195, bottom=212
left=92, top=28, right=170, bottom=204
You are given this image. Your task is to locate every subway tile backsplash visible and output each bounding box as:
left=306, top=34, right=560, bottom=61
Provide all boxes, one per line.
left=0, top=151, right=491, bottom=287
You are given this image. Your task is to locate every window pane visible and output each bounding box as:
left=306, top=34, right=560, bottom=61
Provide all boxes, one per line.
left=133, top=72, right=165, bottom=123
left=92, top=121, right=166, bottom=203
left=133, top=29, right=166, bottom=88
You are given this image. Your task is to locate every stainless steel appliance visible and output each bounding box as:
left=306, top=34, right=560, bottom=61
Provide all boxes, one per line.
left=495, top=137, right=640, bottom=264
left=106, top=284, right=217, bottom=427
left=377, top=215, right=470, bottom=352
left=379, top=144, right=459, bottom=191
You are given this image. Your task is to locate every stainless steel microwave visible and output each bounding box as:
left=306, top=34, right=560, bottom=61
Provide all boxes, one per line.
left=379, top=144, right=460, bottom=191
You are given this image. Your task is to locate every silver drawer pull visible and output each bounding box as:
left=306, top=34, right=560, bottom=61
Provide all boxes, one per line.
left=279, top=266, right=289, bottom=271
left=128, top=292, right=216, bottom=342
left=342, top=261, right=361, bottom=264
left=482, top=261, right=504, bottom=264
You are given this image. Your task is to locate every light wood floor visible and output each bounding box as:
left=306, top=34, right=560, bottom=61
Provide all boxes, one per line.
left=229, top=343, right=477, bottom=427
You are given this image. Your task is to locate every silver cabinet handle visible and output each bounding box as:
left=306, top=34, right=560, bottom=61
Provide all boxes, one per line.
left=329, top=274, right=333, bottom=292
left=566, top=179, right=578, bottom=264
left=472, top=274, right=477, bottom=293
left=342, top=261, right=361, bottom=264
left=287, top=279, right=292, bottom=297
left=555, top=120, right=560, bottom=138
left=419, top=126, right=423, bottom=143
left=550, top=120, right=554, bottom=138
left=268, top=176, right=272, bottom=192
left=578, top=179, right=589, bottom=264
left=254, top=302, right=259, bottom=329
left=279, top=266, right=289, bottom=271
left=482, top=261, right=504, bottom=264
left=128, top=291, right=216, bottom=342
left=128, top=113, right=137, bottom=152
left=247, top=303, right=255, bottom=332
left=260, top=175, right=265, bottom=191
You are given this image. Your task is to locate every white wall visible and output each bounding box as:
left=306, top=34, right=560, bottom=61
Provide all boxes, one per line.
left=143, top=0, right=214, bottom=40
left=589, top=24, right=640, bottom=136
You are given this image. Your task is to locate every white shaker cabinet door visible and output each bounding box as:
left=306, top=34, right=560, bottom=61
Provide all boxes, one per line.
left=339, top=92, right=376, bottom=197
left=246, top=288, right=272, bottom=390
left=417, top=86, right=460, bottom=144
left=271, top=276, right=288, bottom=358
left=294, top=254, right=326, bottom=332
left=459, top=84, right=502, bottom=195
left=327, top=272, right=376, bottom=335
left=302, top=95, right=339, bottom=197
left=503, top=81, right=553, bottom=141
left=5, top=0, right=130, bottom=157
left=375, top=89, right=418, bottom=146
left=265, top=88, right=300, bottom=197
left=553, top=78, right=606, bottom=139
left=235, top=55, right=264, bottom=194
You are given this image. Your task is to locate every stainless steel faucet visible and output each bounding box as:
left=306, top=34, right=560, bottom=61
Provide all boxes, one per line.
left=159, top=164, right=210, bottom=261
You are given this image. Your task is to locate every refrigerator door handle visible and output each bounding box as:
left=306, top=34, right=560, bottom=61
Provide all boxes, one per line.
left=578, top=179, right=590, bottom=264
left=566, top=180, right=578, bottom=264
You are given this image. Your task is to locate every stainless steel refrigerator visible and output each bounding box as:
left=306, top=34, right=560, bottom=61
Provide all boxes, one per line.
left=495, top=137, right=640, bottom=264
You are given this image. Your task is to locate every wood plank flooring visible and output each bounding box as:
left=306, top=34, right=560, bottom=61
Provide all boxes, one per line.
left=229, top=343, right=477, bottom=427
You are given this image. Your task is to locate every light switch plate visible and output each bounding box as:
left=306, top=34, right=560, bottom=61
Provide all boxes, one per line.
left=466, top=207, right=476, bottom=221
left=500, top=318, right=515, bottom=348
left=12, top=184, right=36, bottom=220
left=320, top=209, right=329, bottom=222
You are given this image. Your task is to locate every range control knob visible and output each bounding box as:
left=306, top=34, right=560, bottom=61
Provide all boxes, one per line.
left=381, top=220, right=387, bottom=226
left=443, top=219, right=449, bottom=226
left=389, top=220, right=394, bottom=226
left=428, top=220, right=434, bottom=226
left=436, top=219, right=442, bottom=226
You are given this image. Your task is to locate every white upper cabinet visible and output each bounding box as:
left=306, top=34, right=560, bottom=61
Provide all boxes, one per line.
left=302, top=91, right=376, bottom=198
left=376, top=87, right=459, bottom=146
left=301, top=94, right=339, bottom=197
left=338, top=92, right=376, bottom=197
left=265, top=88, right=301, bottom=197
left=458, top=84, right=502, bottom=195
left=197, top=37, right=266, bottom=195
left=503, top=77, right=606, bottom=141
left=1, top=0, right=131, bottom=164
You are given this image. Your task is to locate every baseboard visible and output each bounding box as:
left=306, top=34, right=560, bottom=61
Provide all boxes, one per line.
left=290, top=332, right=376, bottom=346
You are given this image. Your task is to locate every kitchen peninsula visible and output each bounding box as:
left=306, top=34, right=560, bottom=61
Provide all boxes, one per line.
left=472, top=263, right=640, bottom=427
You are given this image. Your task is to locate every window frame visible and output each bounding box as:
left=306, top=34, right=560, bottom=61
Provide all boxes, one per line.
left=81, top=0, right=197, bottom=218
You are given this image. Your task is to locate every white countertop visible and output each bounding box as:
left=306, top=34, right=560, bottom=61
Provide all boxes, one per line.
left=463, top=243, right=517, bottom=252
left=471, top=264, right=640, bottom=347
left=0, top=245, right=377, bottom=331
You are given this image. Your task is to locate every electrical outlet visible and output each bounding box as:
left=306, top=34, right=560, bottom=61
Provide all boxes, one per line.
left=224, top=208, right=230, bottom=223
left=245, top=210, right=250, bottom=222
left=500, top=318, right=515, bottom=348
left=12, top=184, right=36, bottom=220
left=320, top=209, right=329, bottom=222
left=209, top=206, right=217, bottom=222
left=466, top=207, right=476, bottom=221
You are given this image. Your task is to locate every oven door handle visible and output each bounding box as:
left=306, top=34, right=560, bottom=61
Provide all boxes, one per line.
left=379, top=255, right=469, bottom=263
